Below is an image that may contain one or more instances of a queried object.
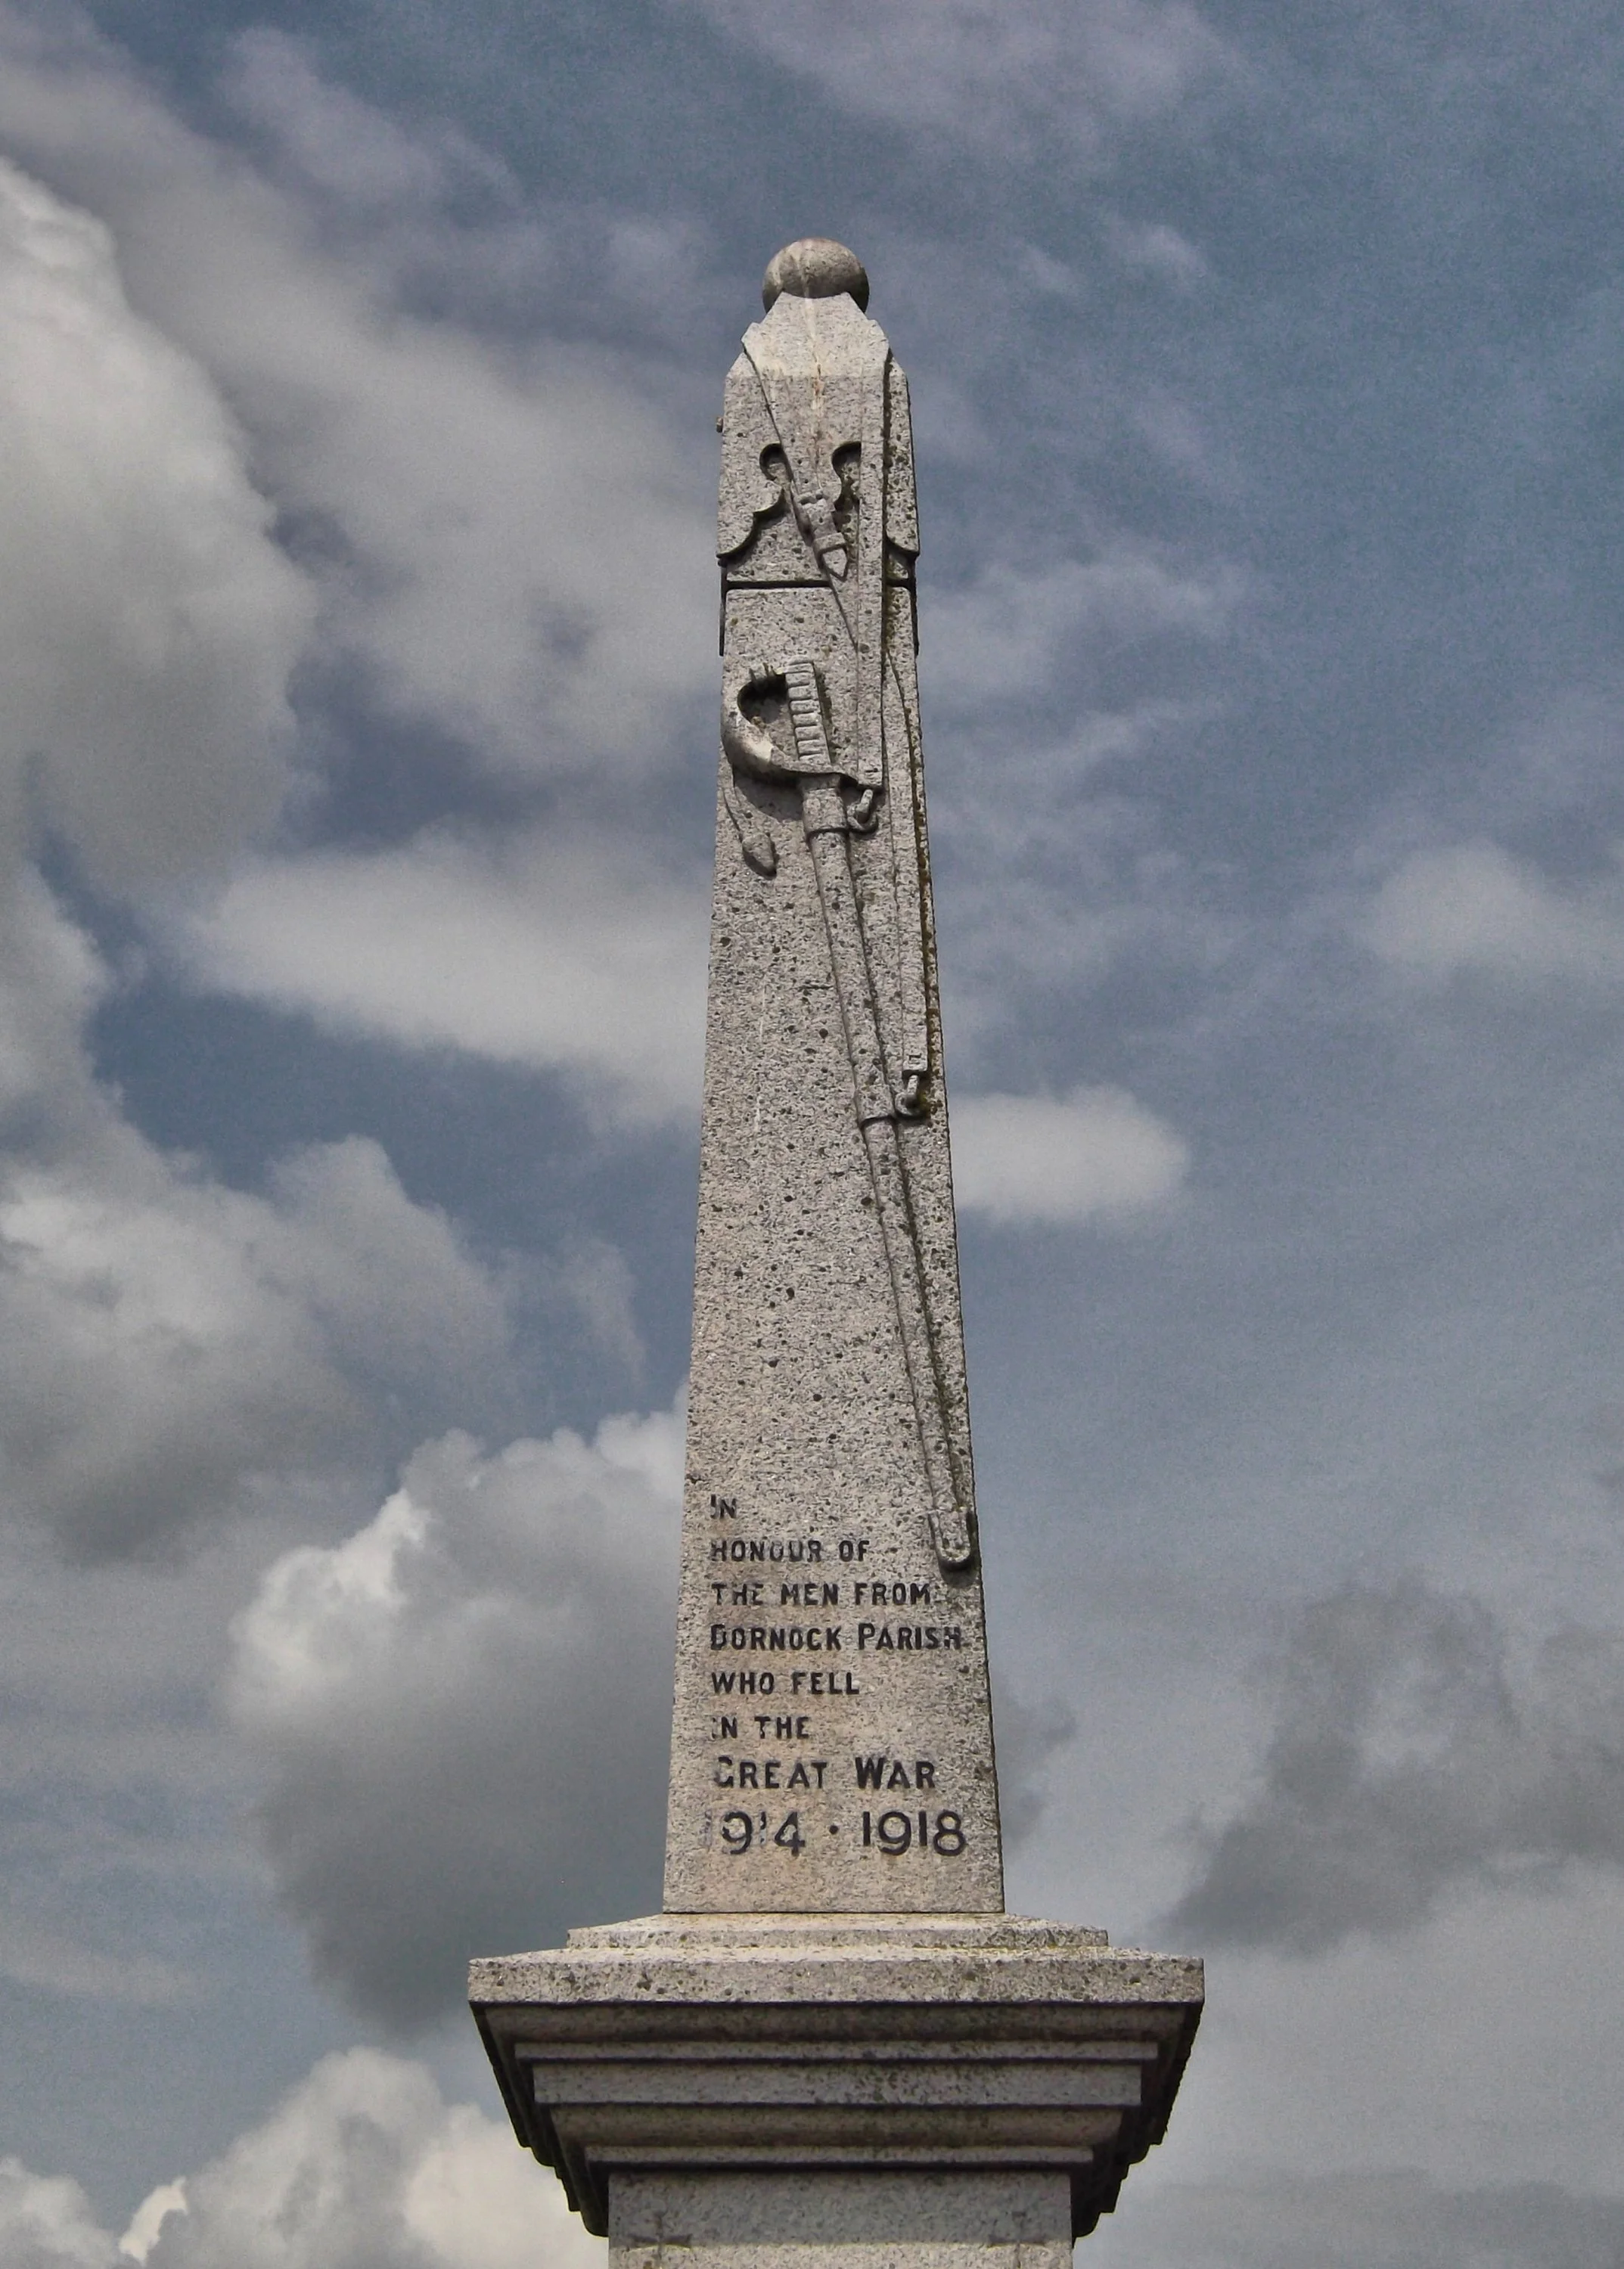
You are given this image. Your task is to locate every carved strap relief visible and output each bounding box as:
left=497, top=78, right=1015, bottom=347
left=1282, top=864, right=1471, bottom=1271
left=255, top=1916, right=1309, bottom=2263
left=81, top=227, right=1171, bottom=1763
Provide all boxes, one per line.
left=717, top=295, right=973, bottom=1575
left=663, top=252, right=1001, bottom=1914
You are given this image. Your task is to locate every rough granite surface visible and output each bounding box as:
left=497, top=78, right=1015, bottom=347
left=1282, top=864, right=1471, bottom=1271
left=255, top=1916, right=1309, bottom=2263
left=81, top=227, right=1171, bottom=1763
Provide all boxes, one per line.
left=470, top=1910, right=1202, bottom=2242
left=610, top=2172, right=1073, bottom=2269
left=666, top=273, right=999, bottom=1915
left=468, top=1912, right=1206, bottom=2009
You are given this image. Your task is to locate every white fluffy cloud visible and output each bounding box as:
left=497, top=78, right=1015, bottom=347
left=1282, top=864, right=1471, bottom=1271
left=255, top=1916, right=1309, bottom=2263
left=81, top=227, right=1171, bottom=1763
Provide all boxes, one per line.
left=142, top=2052, right=598, bottom=2269
left=0, top=813, right=523, bottom=1557
left=0, top=152, right=311, bottom=899
left=0, top=812, right=518, bottom=1557
left=229, top=1401, right=682, bottom=2024
left=1364, top=841, right=1624, bottom=985
left=0, top=124, right=652, bottom=1554
left=178, top=830, right=709, bottom=1124
left=952, top=1086, right=1189, bottom=1225
left=0, top=2052, right=604, bottom=2269
left=0, top=2159, right=113, bottom=2269
left=0, top=20, right=721, bottom=1131
left=0, top=17, right=715, bottom=789
left=0, top=1107, right=516, bottom=1557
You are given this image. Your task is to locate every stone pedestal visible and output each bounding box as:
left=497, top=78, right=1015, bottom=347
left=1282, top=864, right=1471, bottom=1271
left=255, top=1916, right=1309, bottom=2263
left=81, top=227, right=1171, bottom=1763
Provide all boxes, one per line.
left=611, top=2173, right=1072, bottom=2269
left=470, top=1914, right=1202, bottom=2252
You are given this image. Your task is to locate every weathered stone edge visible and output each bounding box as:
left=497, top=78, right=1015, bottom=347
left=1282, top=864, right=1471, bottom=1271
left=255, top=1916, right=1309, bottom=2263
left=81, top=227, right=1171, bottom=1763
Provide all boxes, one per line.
left=469, top=1948, right=1203, bottom=2008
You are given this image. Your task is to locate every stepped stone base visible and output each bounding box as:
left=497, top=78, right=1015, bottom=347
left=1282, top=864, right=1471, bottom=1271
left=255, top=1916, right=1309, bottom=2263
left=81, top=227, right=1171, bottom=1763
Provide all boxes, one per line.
left=469, top=1913, right=1203, bottom=2246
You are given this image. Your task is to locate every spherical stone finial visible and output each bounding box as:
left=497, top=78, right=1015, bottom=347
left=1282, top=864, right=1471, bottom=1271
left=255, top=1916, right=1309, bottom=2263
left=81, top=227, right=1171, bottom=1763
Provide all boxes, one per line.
left=762, top=238, right=870, bottom=312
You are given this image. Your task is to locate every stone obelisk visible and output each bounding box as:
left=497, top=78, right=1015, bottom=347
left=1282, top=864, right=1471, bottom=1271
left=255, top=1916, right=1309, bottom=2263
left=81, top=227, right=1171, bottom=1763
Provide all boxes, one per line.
left=471, top=241, right=1202, bottom=2267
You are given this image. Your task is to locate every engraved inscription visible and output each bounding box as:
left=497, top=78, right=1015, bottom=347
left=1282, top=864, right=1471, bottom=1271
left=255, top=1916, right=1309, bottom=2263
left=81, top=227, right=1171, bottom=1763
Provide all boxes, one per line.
left=710, top=1624, right=843, bottom=1651
left=852, top=1756, right=936, bottom=1789
left=713, top=1757, right=829, bottom=1789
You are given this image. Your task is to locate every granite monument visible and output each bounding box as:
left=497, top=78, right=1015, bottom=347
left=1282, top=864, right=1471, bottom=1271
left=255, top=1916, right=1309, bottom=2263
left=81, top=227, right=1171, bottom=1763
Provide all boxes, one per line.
left=471, top=238, right=1203, bottom=2269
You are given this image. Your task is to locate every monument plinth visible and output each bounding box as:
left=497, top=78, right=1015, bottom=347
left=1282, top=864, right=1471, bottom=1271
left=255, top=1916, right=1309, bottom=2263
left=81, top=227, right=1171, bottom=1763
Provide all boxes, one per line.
left=470, top=239, right=1202, bottom=2264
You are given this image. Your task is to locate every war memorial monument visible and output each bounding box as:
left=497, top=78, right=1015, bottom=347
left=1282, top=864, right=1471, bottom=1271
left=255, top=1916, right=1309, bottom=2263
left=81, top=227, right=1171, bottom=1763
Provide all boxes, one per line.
left=470, top=239, right=1203, bottom=2267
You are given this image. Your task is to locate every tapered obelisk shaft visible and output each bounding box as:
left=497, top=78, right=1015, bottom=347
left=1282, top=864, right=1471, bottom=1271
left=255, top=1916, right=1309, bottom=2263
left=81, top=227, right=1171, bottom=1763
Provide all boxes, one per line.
left=663, top=240, right=1001, bottom=1912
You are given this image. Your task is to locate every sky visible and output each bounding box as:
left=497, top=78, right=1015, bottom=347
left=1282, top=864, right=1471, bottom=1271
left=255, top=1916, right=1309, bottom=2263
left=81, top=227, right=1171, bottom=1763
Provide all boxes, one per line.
left=1, top=1, right=1623, bottom=2264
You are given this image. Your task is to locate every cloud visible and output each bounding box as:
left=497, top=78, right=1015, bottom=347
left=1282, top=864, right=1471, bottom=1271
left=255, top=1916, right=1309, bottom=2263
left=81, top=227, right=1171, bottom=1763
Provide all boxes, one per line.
left=1088, top=2169, right=1624, bottom=2269
left=926, top=552, right=1244, bottom=712
left=952, top=1087, right=1189, bottom=1226
left=0, top=864, right=107, bottom=1130
left=0, top=137, right=560, bottom=1561
left=0, top=2051, right=604, bottom=2269
left=1364, top=842, right=1624, bottom=985
left=0, top=712, right=527, bottom=1566
left=0, top=1098, right=517, bottom=1557
left=682, top=0, right=1232, bottom=160
left=118, top=2185, right=184, bottom=2265
left=927, top=701, right=1233, bottom=1028
left=139, top=2051, right=589, bottom=2269
left=0, top=1914, right=188, bottom=2008
left=228, top=1401, right=682, bottom=2025
left=1102, top=213, right=1211, bottom=288
left=0, top=153, right=312, bottom=899
left=0, top=96, right=703, bottom=1579
left=219, top=32, right=495, bottom=218
left=0, top=2159, right=116, bottom=2269
left=993, top=1686, right=1078, bottom=1845
left=176, top=829, right=709, bottom=1125
left=0, top=873, right=520, bottom=1569
left=0, top=17, right=716, bottom=791
left=0, top=32, right=717, bottom=1124
left=1168, top=1580, right=1624, bottom=1953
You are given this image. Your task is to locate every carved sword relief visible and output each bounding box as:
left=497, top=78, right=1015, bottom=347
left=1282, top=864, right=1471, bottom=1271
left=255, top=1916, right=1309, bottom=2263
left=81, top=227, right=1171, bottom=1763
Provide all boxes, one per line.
left=716, top=283, right=975, bottom=1575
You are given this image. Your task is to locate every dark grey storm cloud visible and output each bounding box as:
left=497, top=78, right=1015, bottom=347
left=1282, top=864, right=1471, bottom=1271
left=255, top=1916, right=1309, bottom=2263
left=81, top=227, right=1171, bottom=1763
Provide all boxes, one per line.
left=1169, top=1579, right=1624, bottom=1951
left=1091, top=2170, right=1624, bottom=2269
